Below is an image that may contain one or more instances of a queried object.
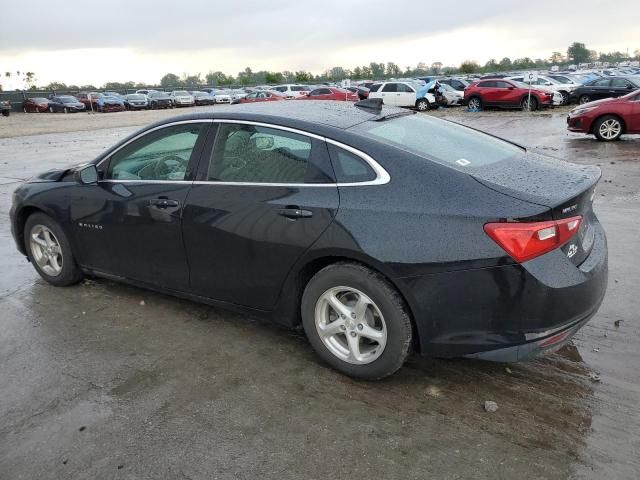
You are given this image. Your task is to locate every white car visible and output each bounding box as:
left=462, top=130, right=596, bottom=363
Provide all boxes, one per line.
left=368, top=81, right=435, bottom=109
left=270, top=84, right=311, bottom=99
left=230, top=89, right=249, bottom=104
left=212, top=90, right=232, bottom=104
left=170, top=90, right=195, bottom=107
left=440, top=84, right=464, bottom=105
left=506, top=75, right=575, bottom=105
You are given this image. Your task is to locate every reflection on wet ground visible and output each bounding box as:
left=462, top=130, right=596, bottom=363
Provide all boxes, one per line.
left=1, top=111, right=639, bottom=479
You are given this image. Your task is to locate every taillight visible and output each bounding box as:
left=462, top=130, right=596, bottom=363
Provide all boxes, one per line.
left=484, top=216, right=582, bottom=263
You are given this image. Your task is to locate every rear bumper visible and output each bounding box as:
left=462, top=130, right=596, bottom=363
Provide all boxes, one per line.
left=402, top=219, right=608, bottom=359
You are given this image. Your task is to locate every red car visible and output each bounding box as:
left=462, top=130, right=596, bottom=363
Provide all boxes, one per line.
left=464, top=79, right=553, bottom=111
left=240, top=91, right=286, bottom=103
left=76, top=92, right=102, bottom=109
left=298, top=87, right=358, bottom=102
left=22, top=97, right=50, bottom=113
left=567, top=89, right=640, bottom=141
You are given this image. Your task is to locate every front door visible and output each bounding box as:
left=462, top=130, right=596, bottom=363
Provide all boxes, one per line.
left=71, top=121, right=209, bottom=290
left=182, top=122, right=339, bottom=310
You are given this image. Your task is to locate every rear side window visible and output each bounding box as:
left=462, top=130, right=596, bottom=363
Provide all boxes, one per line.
left=611, top=78, right=631, bottom=88
left=369, top=84, right=382, bottom=92
left=353, top=114, right=522, bottom=169
left=208, top=124, right=311, bottom=183
left=381, top=83, right=398, bottom=92
left=327, top=144, right=376, bottom=183
left=477, top=81, right=496, bottom=88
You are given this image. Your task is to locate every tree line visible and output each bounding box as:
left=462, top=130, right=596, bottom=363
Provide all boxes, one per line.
left=2, top=42, right=638, bottom=92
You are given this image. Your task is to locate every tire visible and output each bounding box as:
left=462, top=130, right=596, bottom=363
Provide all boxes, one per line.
left=415, top=98, right=430, bottom=111
left=23, top=106, right=28, bottom=113
left=467, top=96, right=482, bottom=110
left=579, top=95, right=591, bottom=105
left=63, top=107, right=69, bottom=114
left=2, top=110, right=9, bottom=117
left=593, top=115, right=623, bottom=142
left=301, top=262, right=413, bottom=380
left=24, top=212, right=83, bottom=287
left=521, top=96, right=538, bottom=111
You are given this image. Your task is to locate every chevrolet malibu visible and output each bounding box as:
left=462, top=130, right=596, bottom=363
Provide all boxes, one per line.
left=10, top=100, right=608, bottom=379
left=567, top=89, right=640, bottom=141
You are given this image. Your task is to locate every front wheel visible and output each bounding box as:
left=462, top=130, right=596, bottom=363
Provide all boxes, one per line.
left=579, top=95, right=591, bottom=105
left=2, top=110, right=9, bottom=117
left=415, top=98, right=430, bottom=111
left=301, top=263, right=413, bottom=380
left=467, top=96, right=482, bottom=110
left=594, top=115, right=623, bottom=141
left=24, top=213, right=83, bottom=286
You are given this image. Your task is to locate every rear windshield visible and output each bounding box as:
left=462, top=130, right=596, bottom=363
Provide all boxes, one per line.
left=352, top=114, right=523, bottom=168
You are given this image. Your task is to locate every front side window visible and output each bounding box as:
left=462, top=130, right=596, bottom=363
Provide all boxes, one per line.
left=592, top=79, right=610, bottom=87
left=397, top=83, right=414, bottom=93
left=208, top=124, right=311, bottom=184
left=108, top=123, right=204, bottom=181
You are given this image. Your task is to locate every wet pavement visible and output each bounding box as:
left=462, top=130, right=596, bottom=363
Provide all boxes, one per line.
left=0, top=110, right=639, bottom=479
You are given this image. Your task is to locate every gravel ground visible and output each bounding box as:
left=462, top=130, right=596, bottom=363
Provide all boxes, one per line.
left=0, top=107, right=639, bottom=479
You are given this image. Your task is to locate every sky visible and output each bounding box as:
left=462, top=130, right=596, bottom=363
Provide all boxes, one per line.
left=0, top=0, right=638, bottom=88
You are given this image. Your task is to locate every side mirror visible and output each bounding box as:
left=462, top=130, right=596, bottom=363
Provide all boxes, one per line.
left=75, top=164, right=98, bottom=184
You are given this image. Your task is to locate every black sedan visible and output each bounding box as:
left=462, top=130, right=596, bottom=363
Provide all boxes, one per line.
left=9, top=100, right=608, bottom=379
left=575, top=76, right=640, bottom=104
left=147, top=91, right=174, bottom=109
left=48, top=95, right=86, bottom=113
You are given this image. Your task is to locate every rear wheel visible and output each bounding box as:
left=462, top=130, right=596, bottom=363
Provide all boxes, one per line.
left=24, top=213, right=83, bottom=286
left=301, top=263, right=413, bottom=380
left=579, top=95, right=591, bottom=105
left=594, top=115, right=623, bottom=141
left=415, top=98, right=430, bottom=111
left=467, top=96, right=482, bottom=110
left=560, top=91, right=570, bottom=105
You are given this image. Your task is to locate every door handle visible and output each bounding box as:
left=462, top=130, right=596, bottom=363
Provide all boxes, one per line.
left=278, top=207, right=313, bottom=219
left=150, top=198, right=180, bottom=208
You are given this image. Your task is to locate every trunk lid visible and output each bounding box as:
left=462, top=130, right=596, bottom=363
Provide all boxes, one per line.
left=471, top=152, right=601, bottom=265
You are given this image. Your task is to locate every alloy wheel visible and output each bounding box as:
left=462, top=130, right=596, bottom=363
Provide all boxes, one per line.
left=314, top=286, right=387, bottom=365
left=29, top=225, right=63, bottom=277
left=599, top=118, right=622, bottom=140
left=579, top=95, right=591, bottom=104
left=468, top=98, right=480, bottom=110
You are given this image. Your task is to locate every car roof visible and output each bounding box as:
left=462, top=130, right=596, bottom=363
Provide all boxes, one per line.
left=146, top=100, right=406, bottom=131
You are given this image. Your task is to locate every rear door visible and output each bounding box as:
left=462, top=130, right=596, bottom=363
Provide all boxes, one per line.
left=182, top=121, right=339, bottom=310
left=379, top=83, right=399, bottom=105
left=396, top=83, right=417, bottom=107
left=477, top=81, right=498, bottom=105
left=610, top=78, right=636, bottom=98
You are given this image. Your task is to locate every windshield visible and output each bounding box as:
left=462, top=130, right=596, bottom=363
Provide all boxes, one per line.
left=173, top=91, right=189, bottom=96
left=150, top=92, right=170, bottom=98
left=59, top=96, right=77, bottom=103
left=127, top=94, right=145, bottom=100
left=352, top=114, right=523, bottom=169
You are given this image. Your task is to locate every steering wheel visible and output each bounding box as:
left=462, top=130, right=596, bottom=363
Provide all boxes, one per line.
left=154, top=154, right=186, bottom=179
